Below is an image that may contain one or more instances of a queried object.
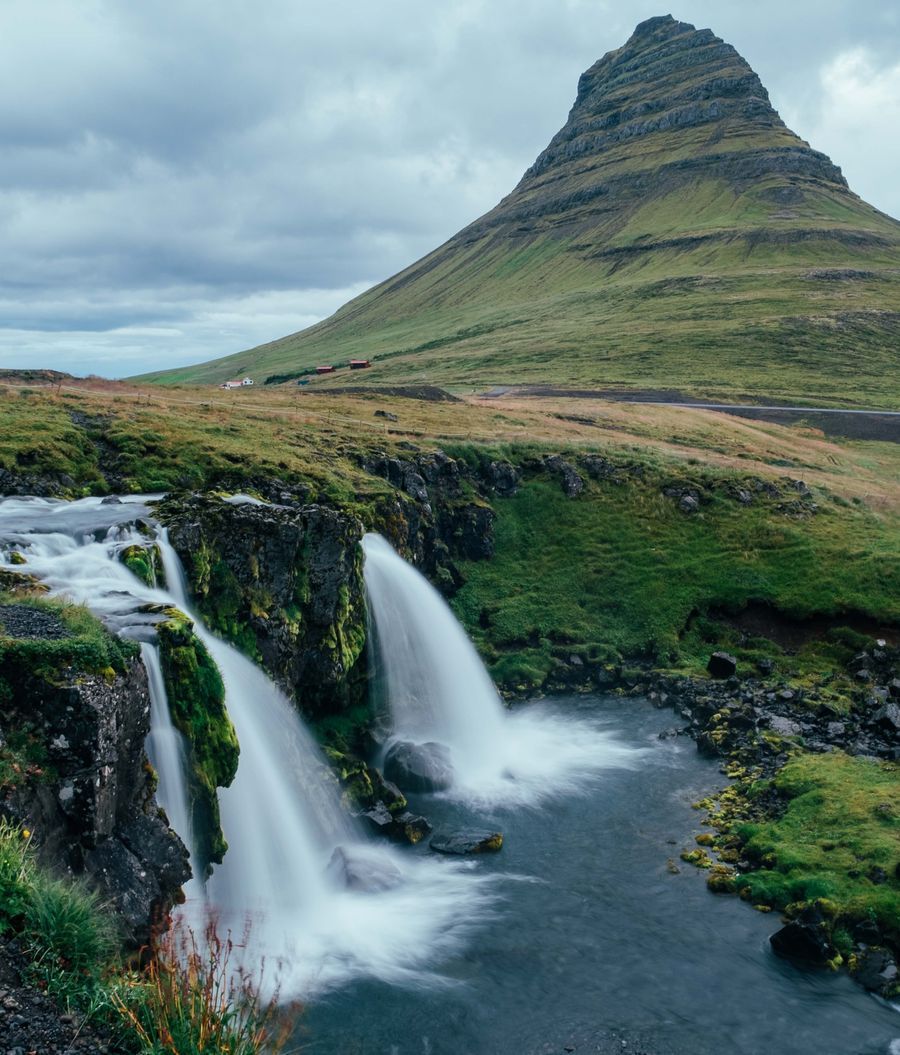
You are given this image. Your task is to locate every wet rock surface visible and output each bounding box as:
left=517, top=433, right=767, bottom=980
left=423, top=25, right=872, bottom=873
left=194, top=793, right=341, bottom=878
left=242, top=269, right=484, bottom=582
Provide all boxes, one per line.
left=769, top=905, right=836, bottom=965
left=159, top=492, right=367, bottom=720
left=383, top=741, right=454, bottom=793
left=326, top=846, right=403, bottom=893
left=430, top=829, right=503, bottom=855
left=1, top=656, right=189, bottom=947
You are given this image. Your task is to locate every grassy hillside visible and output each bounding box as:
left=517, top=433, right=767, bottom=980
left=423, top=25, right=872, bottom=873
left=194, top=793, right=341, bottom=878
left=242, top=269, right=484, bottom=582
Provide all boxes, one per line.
left=137, top=17, right=900, bottom=407
left=452, top=470, right=900, bottom=690
left=1, top=381, right=898, bottom=694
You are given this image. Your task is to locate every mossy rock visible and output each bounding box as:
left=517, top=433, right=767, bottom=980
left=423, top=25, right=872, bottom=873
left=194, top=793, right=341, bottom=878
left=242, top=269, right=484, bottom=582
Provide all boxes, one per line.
left=157, top=613, right=239, bottom=873
left=681, top=848, right=713, bottom=869
left=120, top=543, right=164, bottom=589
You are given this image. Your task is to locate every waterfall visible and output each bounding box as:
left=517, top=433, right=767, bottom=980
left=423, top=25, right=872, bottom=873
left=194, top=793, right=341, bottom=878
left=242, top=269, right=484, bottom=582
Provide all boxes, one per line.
left=0, top=496, right=496, bottom=998
left=142, top=642, right=201, bottom=893
left=363, top=533, right=641, bottom=805
left=362, top=533, right=507, bottom=783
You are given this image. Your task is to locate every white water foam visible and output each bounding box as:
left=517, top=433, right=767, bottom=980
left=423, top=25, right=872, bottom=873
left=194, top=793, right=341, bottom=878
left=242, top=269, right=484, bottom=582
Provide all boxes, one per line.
left=0, top=496, right=497, bottom=998
left=363, top=532, right=643, bottom=806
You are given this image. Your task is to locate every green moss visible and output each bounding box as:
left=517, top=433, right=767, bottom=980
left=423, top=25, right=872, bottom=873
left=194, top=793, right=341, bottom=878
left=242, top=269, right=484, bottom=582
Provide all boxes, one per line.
left=119, top=543, right=163, bottom=588
left=735, top=753, right=900, bottom=940
left=452, top=467, right=900, bottom=691
left=680, top=848, right=713, bottom=869
left=0, top=594, right=137, bottom=721
left=185, top=548, right=261, bottom=662
left=156, top=613, right=239, bottom=871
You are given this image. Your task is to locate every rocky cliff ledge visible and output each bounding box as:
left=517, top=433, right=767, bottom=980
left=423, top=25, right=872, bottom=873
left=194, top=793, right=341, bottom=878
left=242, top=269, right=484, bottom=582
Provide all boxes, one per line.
left=0, top=584, right=189, bottom=946
left=159, top=493, right=368, bottom=720
left=464, top=13, right=853, bottom=239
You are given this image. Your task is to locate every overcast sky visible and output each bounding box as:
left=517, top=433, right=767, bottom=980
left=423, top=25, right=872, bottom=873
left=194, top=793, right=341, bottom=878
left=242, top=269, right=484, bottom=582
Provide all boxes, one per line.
left=1, top=0, right=898, bottom=378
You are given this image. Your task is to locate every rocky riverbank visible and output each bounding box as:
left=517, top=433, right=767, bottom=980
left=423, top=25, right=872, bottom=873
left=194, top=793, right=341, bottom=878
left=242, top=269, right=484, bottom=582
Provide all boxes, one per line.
left=641, top=643, right=900, bottom=1000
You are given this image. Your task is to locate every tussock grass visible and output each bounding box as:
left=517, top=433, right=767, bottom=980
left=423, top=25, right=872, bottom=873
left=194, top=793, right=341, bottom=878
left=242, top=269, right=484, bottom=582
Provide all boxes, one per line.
left=0, top=822, right=288, bottom=1053
left=115, top=918, right=292, bottom=1055
left=452, top=471, right=900, bottom=690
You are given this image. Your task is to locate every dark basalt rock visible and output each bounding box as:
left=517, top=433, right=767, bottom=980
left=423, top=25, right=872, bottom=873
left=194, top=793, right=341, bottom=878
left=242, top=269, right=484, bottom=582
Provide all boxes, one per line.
left=770, top=906, right=836, bottom=965
left=159, top=492, right=367, bottom=720
left=430, top=829, right=503, bottom=855
left=356, top=800, right=395, bottom=835
left=543, top=455, right=584, bottom=498
left=486, top=460, right=520, bottom=497
left=707, top=652, right=737, bottom=678
left=852, top=919, right=882, bottom=945
left=1, top=657, right=190, bottom=947
left=852, top=947, right=898, bottom=994
left=394, top=811, right=432, bottom=844
left=873, top=702, right=900, bottom=732
left=383, top=741, right=454, bottom=793
left=362, top=448, right=497, bottom=592
left=355, top=801, right=432, bottom=844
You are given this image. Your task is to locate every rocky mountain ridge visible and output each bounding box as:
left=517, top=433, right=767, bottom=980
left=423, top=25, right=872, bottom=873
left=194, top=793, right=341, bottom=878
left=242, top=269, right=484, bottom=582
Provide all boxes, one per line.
left=139, top=14, right=900, bottom=406
left=467, top=14, right=849, bottom=237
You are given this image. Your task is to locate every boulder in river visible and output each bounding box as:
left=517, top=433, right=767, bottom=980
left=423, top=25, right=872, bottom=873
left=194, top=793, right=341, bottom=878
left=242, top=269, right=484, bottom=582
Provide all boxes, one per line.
left=326, top=846, right=403, bottom=893
left=707, top=652, right=738, bottom=679
left=394, top=811, right=432, bottom=844
left=430, top=829, right=503, bottom=855
left=769, top=905, right=836, bottom=965
left=383, top=740, right=454, bottom=792
left=851, top=947, right=898, bottom=994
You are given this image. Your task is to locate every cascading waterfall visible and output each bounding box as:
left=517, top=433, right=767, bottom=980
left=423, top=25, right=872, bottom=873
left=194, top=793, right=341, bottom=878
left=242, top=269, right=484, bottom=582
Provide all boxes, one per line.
left=363, top=533, right=641, bottom=804
left=142, top=642, right=199, bottom=889
left=0, top=496, right=496, bottom=997
left=363, top=533, right=507, bottom=781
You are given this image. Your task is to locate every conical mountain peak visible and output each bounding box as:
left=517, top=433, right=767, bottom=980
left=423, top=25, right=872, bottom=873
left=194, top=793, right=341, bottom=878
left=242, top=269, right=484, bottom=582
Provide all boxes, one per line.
left=143, top=18, right=900, bottom=409
left=510, top=15, right=844, bottom=215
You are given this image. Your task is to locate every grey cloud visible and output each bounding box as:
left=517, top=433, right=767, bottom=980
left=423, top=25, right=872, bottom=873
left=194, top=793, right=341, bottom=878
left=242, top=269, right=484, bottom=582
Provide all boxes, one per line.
left=0, top=0, right=897, bottom=376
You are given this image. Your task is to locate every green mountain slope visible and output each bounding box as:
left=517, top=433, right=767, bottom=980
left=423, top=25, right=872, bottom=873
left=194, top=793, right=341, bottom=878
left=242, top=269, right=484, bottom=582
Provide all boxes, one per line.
left=141, top=15, right=900, bottom=407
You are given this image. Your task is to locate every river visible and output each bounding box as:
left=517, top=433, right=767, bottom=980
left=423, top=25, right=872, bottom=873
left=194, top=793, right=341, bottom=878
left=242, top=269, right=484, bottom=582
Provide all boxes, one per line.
left=300, top=695, right=900, bottom=1055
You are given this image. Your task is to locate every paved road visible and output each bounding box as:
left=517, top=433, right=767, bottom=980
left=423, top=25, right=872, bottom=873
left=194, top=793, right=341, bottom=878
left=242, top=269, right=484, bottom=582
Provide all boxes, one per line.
left=638, top=400, right=900, bottom=416
left=479, top=387, right=900, bottom=442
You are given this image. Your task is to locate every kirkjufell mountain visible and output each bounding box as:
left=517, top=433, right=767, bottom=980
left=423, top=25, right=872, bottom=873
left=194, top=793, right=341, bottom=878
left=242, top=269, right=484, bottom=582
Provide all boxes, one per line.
left=142, top=15, right=900, bottom=406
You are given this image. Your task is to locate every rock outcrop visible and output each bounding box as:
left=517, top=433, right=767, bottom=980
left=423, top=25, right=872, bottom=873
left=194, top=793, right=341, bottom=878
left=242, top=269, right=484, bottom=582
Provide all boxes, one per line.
left=159, top=493, right=367, bottom=720
left=383, top=741, right=454, bottom=793
left=478, top=15, right=849, bottom=235
left=0, top=645, right=189, bottom=946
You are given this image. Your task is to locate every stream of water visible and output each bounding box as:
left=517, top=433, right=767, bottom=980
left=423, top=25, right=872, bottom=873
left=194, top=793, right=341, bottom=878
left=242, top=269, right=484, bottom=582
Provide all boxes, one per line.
left=2, top=497, right=898, bottom=1053
left=302, top=695, right=900, bottom=1055
left=0, top=497, right=503, bottom=996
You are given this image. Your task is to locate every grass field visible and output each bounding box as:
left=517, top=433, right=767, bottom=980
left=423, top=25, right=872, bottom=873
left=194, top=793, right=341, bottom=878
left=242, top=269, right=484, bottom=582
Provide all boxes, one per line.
left=1, top=379, right=898, bottom=693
